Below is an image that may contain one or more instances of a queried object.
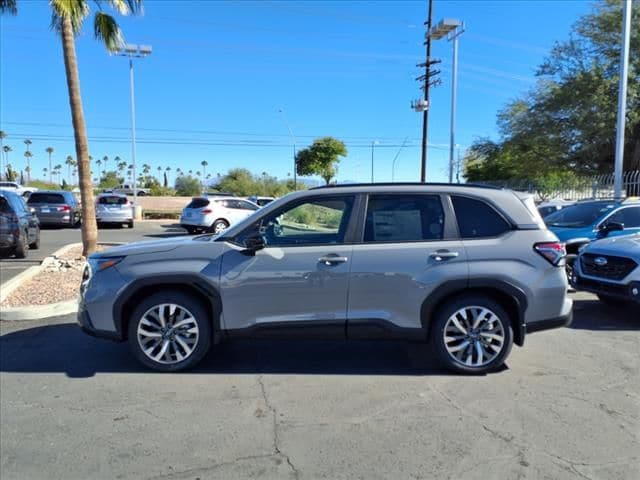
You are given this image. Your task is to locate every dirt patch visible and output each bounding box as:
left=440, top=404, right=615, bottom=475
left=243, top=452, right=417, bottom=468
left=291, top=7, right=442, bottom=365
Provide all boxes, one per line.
left=0, top=244, right=105, bottom=308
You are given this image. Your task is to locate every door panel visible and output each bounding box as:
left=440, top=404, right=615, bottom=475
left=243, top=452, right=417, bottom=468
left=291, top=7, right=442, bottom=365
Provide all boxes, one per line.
left=347, top=241, right=467, bottom=331
left=220, top=244, right=352, bottom=333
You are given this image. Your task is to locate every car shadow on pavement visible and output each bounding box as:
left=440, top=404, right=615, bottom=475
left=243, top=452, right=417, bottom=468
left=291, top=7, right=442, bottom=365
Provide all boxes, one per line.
left=0, top=323, right=469, bottom=378
left=570, top=298, right=640, bottom=331
left=144, top=224, right=189, bottom=238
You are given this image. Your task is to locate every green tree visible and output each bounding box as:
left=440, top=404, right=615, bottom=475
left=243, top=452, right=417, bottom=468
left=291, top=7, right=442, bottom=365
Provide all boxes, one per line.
left=99, top=171, right=122, bottom=189
left=465, top=0, right=640, bottom=181
left=45, top=146, right=54, bottom=182
left=174, top=175, right=202, bottom=196
left=2, top=145, right=12, bottom=180
left=1, top=0, right=143, bottom=256
left=23, top=150, right=33, bottom=184
left=296, top=137, right=347, bottom=185
left=65, top=155, right=74, bottom=183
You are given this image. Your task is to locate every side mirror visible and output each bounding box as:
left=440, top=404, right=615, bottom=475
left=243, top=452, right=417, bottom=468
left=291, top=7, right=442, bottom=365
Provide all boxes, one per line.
left=241, top=234, right=265, bottom=256
left=599, top=221, right=624, bottom=237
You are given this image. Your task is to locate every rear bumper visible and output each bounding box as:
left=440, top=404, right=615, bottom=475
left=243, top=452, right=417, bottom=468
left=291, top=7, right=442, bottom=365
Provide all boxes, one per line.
left=525, top=311, right=573, bottom=334
left=38, top=215, right=73, bottom=225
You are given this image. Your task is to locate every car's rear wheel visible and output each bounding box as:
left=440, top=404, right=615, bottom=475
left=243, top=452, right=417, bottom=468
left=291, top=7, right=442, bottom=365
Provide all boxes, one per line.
left=29, top=229, right=40, bottom=250
left=127, top=291, right=212, bottom=372
left=14, top=229, right=28, bottom=259
left=211, top=219, right=229, bottom=234
left=429, top=295, right=513, bottom=374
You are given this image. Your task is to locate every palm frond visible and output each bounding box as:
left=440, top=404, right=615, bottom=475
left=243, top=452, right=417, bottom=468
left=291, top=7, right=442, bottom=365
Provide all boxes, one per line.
left=50, top=0, right=90, bottom=34
left=0, top=0, right=17, bottom=15
left=94, top=11, right=123, bottom=51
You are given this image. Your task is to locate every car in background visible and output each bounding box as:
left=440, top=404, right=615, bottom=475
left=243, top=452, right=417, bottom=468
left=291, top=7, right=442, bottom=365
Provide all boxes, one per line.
left=180, top=196, right=259, bottom=234
left=27, top=190, right=82, bottom=227
left=570, top=233, right=640, bottom=307
left=0, top=181, right=38, bottom=198
left=0, top=190, right=40, bottom=258
left=247, top=195, right=275, bottom=207
left=537, top=199, right=574, bottom=218
left=545, top=198, right=640, bottom=254
left=110, top=184, right=150, bottom=196
left=96, top=193, right=134, bottom=228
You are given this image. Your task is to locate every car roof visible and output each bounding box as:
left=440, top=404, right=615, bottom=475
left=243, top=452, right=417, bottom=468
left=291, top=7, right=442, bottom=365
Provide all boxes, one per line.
left=30, top=190, right=69, bottom=194
left=192, top=196, right=238, bottom=201
left=0, top=189, right=20, bottom=199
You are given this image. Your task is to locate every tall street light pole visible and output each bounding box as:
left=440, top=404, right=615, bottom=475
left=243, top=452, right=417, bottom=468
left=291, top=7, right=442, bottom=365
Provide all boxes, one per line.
left=430, top=18, right=464, bottom=184
left=420, top=0, right=434, bottom=183
left=278, top=108, right=297, bottom=189
left=116, top=44, right=152, bottom=203
left=371, top=140, right=379, bottom=183
left=614, top=0, right=632, bottom=199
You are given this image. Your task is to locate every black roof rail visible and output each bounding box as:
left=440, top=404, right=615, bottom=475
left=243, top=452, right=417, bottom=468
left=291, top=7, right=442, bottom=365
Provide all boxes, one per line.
left=310, top=182, right=502, bottom=190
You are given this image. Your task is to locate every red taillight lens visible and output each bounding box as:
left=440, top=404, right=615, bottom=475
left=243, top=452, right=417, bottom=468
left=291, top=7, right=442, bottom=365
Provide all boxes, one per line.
left=534, top=242, right=566, bottom=266
left=57, top=204, right=72, bottom=212
left=201, top=208, right=212, bottom=214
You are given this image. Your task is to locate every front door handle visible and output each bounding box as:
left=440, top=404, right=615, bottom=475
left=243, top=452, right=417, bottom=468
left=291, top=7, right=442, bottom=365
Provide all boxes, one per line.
left=318, top=255, right=348, bottom=266
left=429, top=250, right=459, bottom=262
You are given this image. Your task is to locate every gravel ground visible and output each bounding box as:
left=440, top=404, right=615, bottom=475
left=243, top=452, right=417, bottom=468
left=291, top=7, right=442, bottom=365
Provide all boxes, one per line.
left=1, top=245, right=102, bottom=308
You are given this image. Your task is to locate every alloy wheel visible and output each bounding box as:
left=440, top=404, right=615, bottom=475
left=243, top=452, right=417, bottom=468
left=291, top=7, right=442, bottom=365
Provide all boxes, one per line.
left=443, top=306, right=505, bottom=367
left=136, top=303, right=200, bottom=365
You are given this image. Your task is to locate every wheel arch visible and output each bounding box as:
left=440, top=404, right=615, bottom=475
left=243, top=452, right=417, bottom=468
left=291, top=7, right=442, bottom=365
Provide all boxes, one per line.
left=421, top=279, right=527, bottom=346
left=113, top=274, right=222, bottom=342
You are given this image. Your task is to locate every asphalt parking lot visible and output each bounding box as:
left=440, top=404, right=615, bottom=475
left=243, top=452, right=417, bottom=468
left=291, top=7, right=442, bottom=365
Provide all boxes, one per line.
left=0, top=221, right=184, bottom=284
left=1, top=292, right=638, bottom=480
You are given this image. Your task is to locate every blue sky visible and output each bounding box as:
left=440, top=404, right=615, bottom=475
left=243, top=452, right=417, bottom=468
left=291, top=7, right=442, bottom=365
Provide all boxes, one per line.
left=0, top=0, right=591, bottom=185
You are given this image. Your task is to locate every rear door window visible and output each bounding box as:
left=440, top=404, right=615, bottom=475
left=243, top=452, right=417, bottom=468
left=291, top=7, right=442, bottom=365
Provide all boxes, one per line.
left=364, top=195, right=444, bottom=242
left=451, top=196, right=511, bottom=238
left=185, top=198, right=210, bottom=209
left=27, top=193, right=66, bottom=204
left=98, top=196, right=128, bottom=205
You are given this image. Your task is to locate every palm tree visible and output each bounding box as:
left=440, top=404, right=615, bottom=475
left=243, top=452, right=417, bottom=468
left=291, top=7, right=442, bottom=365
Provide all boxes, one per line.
left=102, top=155, right=109, bottom=174
left=157, top=165, right=162, bottom=181
left=96, top=158, right=102, bottom=173
left=66, top=155, right=74, bottom=183
left=200, top=160, right=208, bottom=180
left=1, top=0, right=143, bottom=256
left=23, top=138, right=32, bottom=153
left=165, top=166, right=171, bottom=185
left=54, top=164, right=62, bottom=184
left=43, top=167, right=48, bottom=179
left=1, top=145, right=11, bottom=181
left=45, top=147, right=54, bottom=182
left=142, top=163, right=151, bottom=175
left=23, top=150, right=33, bottom=184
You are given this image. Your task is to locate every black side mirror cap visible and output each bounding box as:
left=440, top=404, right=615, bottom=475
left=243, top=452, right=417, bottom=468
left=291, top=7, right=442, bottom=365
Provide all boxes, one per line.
left=599, top=221, right=624, bottom=237
left=241, top=235, right=266, bottom=256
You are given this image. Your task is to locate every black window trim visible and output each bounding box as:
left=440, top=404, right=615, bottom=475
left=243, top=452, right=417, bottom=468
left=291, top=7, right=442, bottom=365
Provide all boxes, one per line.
left=356, top=192, right=456, bottom=245
left=226, top=193, right=361, bottom=248
left=450, top=193, right=516, bottom=240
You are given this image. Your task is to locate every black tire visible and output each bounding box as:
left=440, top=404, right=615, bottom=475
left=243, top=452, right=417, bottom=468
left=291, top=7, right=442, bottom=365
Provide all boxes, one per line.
left=597, top=294, right=627, bottom=308
left=29, top=229, right=40, bottom=250
left=127, top=220, right=135, bottom=229
left=183, top=225, right=196, bottom=235
left=210, top=219, right=229, bottom=234
left=429, top=294, right=514, bottom=375
left=137, top=191, right=146, bottom=196
left=127, top=291, right=212, bottom=372
left=14, top=230, right=28, bottom=259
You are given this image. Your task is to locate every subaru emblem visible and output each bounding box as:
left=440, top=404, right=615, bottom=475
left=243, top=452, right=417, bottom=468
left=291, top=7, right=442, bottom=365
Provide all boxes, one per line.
left=594, top=257, right=608, bottom=266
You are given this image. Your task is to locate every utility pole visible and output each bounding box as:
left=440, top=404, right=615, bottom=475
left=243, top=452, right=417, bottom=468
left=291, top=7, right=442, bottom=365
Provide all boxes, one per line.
left=614, top=0, right=632, bottom=199
left=370, top=140, right=379, bottom=182
left=412, top=0, right=440, bottom=182
left=278, top=108, right=297, bottom=189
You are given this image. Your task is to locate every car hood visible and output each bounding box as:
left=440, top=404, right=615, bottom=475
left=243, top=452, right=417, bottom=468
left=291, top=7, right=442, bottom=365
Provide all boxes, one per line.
left=549, top=226, right=594, bottom=242
left=583, top=233, right=640, bottom=257
left=94, top=236, right=197, bottom=258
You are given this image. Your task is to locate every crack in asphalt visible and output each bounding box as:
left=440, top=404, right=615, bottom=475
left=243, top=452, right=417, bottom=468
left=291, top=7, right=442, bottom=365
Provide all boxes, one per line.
left=146, top=453, right=277, bottom=479
left=257, top=375, right=300, bottom=480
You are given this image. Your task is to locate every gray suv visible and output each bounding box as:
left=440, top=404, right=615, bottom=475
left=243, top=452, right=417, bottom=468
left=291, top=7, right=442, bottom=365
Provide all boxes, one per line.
left=79, top=184, right=572, bottom=374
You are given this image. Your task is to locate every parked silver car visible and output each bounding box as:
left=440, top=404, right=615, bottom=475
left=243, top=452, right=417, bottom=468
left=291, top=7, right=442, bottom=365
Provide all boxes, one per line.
left=27, top=190, right=81, bottom=227
left=79, top=183, right=572, bottom=373
left=96, top=194, right=134, bottom=228
left=180, top=196, right=259, bottom=234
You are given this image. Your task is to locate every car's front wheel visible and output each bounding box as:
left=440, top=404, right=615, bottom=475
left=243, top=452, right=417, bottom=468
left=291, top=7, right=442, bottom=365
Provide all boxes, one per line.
left=429, top=295, right=513, bottom=374
left=127, top=291, right=212, bottom=372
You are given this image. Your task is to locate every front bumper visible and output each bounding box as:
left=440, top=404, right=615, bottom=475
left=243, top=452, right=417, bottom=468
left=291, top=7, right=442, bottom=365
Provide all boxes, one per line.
left=571, top=274, right=640, bottom=304
left=77, top=303, right=122, bottom=341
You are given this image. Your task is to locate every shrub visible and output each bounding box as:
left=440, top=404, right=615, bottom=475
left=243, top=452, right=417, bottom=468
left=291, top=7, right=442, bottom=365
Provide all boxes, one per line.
left=175, top=175, right=202, bottom=197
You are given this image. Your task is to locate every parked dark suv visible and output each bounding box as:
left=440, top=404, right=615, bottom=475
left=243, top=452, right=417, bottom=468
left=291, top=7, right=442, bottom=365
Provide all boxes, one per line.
left=27, top=190, right=81, bottom=227
left=0, top=190, right=40, bottom=258
left=79, top=184, right=572, bottom=374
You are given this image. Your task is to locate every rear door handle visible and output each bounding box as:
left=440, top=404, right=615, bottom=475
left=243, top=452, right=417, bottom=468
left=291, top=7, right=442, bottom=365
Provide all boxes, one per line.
left=318, top=255, right=349, bottom=266
left=429, top=250, right=459, bottom=261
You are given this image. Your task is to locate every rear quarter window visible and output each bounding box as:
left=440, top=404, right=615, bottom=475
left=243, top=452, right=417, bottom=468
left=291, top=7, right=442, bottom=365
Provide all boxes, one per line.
left=451, top=196, right=511, bottom=238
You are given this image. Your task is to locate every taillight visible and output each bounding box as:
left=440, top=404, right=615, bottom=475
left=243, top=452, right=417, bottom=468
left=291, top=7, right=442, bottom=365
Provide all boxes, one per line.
left=57, top=205, right=72, bottom=212
left=201, top=208, right=212, bottom=214
left=534, top=242, right=566, bottom=266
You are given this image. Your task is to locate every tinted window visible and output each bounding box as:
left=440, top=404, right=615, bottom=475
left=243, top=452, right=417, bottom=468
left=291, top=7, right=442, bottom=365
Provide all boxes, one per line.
left=545, top=202, right=614, bottom=228
left=257, top=199, right=273, bottom=207
left=0, top=196, right=13, bottom=214
left=452, top=196, right=510, bottom=238
left=98, top=196, right=128, bottom=205
left=608, top=206, right=640, bottom=228
left=186, top=198, right=209, bottom=209
left=364, top=195, right=444, bottom=242
left=27, top=193, right=66, bottom=204
left=233, top=200, right=259, bottom=211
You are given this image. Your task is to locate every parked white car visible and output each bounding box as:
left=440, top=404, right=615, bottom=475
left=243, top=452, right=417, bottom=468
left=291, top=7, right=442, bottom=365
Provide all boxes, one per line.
left=180, top=196, right=259, bottom=234
left=0, top=181, right=38, bottom=198
left=95, top=193, right=134, bottom=228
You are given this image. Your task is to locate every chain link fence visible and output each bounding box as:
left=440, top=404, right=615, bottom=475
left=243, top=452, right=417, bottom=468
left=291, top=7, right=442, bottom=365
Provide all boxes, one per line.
left=477, top=171, right=640, bottom=201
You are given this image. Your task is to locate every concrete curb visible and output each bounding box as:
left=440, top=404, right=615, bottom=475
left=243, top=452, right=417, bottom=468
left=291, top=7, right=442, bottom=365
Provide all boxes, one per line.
left=0, top=242, right=123, bottom=321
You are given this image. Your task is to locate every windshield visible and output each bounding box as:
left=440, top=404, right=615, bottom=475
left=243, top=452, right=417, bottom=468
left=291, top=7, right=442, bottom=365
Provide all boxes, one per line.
left=545, top=202, right=615, bottom=228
